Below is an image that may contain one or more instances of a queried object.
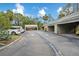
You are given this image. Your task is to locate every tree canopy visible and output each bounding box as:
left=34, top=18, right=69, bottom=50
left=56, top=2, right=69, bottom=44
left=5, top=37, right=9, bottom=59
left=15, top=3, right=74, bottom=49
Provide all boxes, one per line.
left=0, top=12, right=11, bottom=29
left=0, top=10, right=43, bottom=29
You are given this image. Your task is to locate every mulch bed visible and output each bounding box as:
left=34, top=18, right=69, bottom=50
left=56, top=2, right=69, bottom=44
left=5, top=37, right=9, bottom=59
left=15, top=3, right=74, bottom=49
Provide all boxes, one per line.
left=0, top=35, right=19, bottom=45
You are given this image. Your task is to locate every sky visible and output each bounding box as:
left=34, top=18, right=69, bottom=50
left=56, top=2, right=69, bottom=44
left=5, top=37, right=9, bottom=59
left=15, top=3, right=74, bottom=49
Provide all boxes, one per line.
left=0, top=3, right=65, bottom=19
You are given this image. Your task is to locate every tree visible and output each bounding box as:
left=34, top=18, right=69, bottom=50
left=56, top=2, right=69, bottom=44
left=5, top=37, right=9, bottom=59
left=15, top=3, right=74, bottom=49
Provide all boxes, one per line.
left=0, top=12, right=11, bottom=29
left=0, top=10, right=39, bottom=29
left=12, top=13, right=26, bottom=26
left=37, top=21, right=43, bottom=30
left=43, top=15, right=49, bottom=21
left=58, top=12, right=65, bottom=18
left=47, top=14, right=55, bottom=24
left=6, top=10, right=13, bottom=21
left=42, top=14, right=49, bottom=24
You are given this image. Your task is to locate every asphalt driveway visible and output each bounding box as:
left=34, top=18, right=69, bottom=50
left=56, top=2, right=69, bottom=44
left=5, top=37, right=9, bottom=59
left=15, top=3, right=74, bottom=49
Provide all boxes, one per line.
left=0, top=31, right=55, bottom=56
left=0, top=31, right=79, bottom=56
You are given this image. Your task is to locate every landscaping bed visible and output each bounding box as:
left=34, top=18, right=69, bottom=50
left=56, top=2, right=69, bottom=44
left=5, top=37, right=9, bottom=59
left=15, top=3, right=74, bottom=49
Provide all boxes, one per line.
left=0, top=35, right=20, bottom=46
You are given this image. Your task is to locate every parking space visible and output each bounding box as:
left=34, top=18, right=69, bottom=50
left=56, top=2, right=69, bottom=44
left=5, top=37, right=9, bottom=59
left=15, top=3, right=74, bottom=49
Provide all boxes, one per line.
left=57, top=22, right=79, bottom=34
left=48, top=26, right=54, bottom=32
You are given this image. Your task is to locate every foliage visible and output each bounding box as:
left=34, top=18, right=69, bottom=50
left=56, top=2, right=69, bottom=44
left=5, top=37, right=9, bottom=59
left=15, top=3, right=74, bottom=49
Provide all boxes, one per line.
left=6, top=10, right=13, bottom=21
left=37, top=21, right=43, bottom=30
left=58, top=12, right=65, bottom=19
left=0, top=29, right=10, bottom=40
left=43, top=15, right=49, bottom=21
left=58, top=3, right=73, bottom=19
left=0, top=12, right=11, bottom=29
left=0, top=9, right=43, bottom=29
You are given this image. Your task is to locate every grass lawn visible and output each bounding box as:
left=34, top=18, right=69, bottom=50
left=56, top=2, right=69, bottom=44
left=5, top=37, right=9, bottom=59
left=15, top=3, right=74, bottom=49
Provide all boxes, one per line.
left=0, top=35, right=20, bottom=45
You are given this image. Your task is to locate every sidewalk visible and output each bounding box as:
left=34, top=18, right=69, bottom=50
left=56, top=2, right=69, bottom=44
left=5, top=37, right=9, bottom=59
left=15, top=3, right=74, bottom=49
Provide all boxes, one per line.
left=40, top=31, right=79, bottom=56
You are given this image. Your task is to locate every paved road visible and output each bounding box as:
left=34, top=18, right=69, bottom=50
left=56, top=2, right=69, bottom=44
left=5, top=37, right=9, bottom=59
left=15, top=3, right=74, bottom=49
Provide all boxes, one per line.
left=0, top=31, right=55, bottom=56
left=0, top=31, right=79, bottom=56
left=38, top=31, right=79, bottom=56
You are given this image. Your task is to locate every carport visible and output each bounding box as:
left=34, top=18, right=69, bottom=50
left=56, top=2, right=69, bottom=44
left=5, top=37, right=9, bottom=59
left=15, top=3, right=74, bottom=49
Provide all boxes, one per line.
left=57, top=22, right=79, bottom=34
left=48, top=26, right=54, bottom=32
left=55, top=13, right=79, bottom=34
left=25, top=25, right=38, bottom=30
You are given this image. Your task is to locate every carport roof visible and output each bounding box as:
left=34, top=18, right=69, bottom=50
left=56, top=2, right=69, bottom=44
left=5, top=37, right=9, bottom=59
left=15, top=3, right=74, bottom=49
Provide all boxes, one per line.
left=25, top=25, right=38, bottom=28
left=48, top=12, right=79, bottom=26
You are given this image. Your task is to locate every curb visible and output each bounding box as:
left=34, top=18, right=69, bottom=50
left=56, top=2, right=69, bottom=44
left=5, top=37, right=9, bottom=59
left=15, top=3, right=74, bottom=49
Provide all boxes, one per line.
left=0, top=36, right=22, bottom=51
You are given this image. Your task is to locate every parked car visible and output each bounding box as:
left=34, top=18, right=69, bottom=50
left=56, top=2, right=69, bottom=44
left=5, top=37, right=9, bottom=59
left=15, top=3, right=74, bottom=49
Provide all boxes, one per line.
left=19, top=26, right=25, bottom=33
left=8, top=26, right=25, bottom=35
left=0, top=29, right=10, bottom=40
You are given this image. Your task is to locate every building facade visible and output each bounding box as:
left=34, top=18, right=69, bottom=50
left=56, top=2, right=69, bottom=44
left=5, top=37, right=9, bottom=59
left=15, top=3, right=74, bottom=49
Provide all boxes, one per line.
left=47, top=3, right=79, bottom=34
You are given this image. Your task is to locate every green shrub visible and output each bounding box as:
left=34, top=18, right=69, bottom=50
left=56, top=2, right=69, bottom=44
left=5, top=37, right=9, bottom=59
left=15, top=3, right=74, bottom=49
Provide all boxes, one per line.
left=0, top=29, right=11, bottom=40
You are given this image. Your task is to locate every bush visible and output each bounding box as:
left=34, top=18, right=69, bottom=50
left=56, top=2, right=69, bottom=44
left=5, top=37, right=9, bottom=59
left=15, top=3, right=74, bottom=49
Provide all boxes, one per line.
left=0, top=29, right=11, bottom=40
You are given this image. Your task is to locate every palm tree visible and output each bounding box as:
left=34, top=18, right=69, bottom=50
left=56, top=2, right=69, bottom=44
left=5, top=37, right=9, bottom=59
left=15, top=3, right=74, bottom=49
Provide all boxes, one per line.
left=43, top=15, right=49, bottom=21
left=58, top=12, right=65, bottom=18
left=43, top=14, right=49, bottom=24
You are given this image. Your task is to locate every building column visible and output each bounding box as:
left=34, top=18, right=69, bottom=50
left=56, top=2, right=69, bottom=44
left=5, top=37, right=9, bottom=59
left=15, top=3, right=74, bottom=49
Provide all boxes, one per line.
left=37, top=26, right=38, bottom=30
left=54, top=24, right=58, bottom=34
